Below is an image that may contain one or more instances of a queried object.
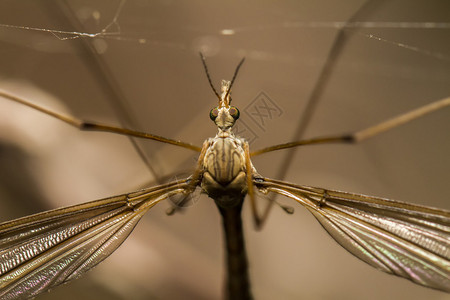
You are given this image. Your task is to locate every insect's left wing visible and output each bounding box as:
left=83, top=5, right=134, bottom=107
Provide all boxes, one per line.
left=255, top=178, right=450, bottom=293
left=0, top=180, right=188, bottom=299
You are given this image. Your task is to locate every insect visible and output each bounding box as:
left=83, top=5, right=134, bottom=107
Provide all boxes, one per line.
left=0, top=53, right=449, bottom=299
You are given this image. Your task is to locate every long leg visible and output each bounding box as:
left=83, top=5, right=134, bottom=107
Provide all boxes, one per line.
left=165, top=141, right=209, bottom=215
left=251, top=96, right=450, bottom=156
left=243, top=142, right=261, bottom=228
left=0, top=90, right=202, bottom=152
left=272, top=0, right=381, bottom=192
left=254, top=3, right=383, bottom=228
left=250, top=96, right=450, bottom=227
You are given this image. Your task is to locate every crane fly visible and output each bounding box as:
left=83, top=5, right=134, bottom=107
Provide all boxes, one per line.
left=0, top=53, right=449, bottom=299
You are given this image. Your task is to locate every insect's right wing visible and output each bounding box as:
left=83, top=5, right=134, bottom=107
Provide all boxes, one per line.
left=0, top=180, right=188, bottom=299
left=255, top=178, right=450, bottom=293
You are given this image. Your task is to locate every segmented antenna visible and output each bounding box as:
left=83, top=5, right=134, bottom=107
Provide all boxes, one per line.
left=199, top=52, right=221, bottom=100
left=224, top=57, right=245, bottom=101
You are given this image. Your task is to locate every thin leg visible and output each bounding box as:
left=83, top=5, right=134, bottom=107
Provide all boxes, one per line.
left=243, top=142, right=263, bottom=228
left=0, top=90, right=202, bottom=152
left=245, top=142, right=295, bottom=228
left=166, top=141, right=209, bottom=215
left=251, top=96, right=450, bottom=156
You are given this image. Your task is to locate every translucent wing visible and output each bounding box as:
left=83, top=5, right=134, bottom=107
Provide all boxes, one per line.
left=255, top=178, right=450, bottom=292
left=0, top=180, right=188, bottom=299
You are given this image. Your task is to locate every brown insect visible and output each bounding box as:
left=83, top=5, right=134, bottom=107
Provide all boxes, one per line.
left=0, top=54, right=449, bottom=299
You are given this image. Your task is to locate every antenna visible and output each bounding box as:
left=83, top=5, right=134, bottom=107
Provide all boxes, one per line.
left=199, top=52, right=221, bottom=100
left=224, top=57, right=245, bottom=101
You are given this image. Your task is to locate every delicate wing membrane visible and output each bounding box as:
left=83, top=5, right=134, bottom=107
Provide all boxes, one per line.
left=0, top=180, right=188, bottom=299
left=255, top=178, right=450, bottom=292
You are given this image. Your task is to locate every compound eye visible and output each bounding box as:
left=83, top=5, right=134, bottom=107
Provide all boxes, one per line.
left=229, top=106, right=240, bottom=120
left=210, top=107, right=219, bottom=121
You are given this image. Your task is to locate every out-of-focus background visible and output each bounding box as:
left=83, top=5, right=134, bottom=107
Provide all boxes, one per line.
left=0, top=1, right=449, bottom=299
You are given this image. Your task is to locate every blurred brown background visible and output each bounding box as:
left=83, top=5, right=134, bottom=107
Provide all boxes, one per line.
left=0, top=0, right=449, bottom=299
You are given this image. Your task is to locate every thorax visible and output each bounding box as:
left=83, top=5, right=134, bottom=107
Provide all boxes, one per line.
left=204, top=132, right=245, bottom=185
left=201, top=131, right=248, bottom=207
